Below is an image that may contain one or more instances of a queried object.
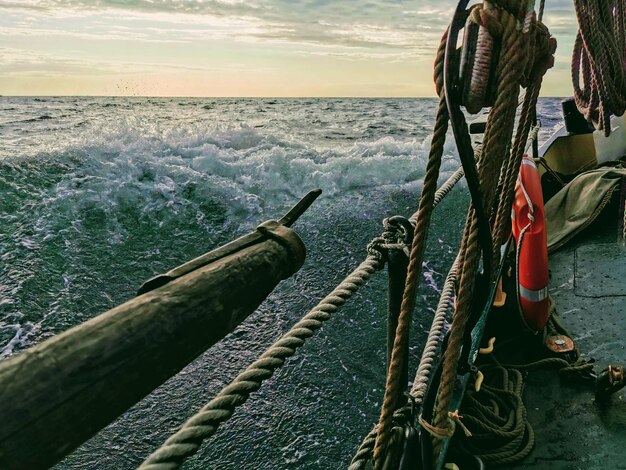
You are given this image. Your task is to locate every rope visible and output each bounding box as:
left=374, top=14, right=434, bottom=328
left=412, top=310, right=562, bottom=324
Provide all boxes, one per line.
left=409, top=257, right=458, bottom=404
left=350, top=171, right=465, bottom=469
left=457, top=365, right=535, bottom=466
left=362, top=2, right=556, bottom=465
left=491, top=77, right=544, bottom=259
left=538, top=0, right=545, bottom=22
left=433, top=3, right=529, bottom=454
left=454, top=311, right=594, bottom=466
left=355, top=2, right=555, bottom=466
left=572, top=0, right=626, bottom=136
left=431, top=2, right=556, bottom=463
left=372, top=30, right=450, bottom=467
left=433, top=167, right=465, bottom=208
left=410, top=167, right=465, bottom=225
left=139, top=255, right=383, bottom=470
left=349, top=428, right=378, bottom=470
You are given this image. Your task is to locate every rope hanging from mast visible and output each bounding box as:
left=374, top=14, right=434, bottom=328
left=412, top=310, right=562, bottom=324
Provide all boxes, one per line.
left=372, top=30, right=452, bottom=467
left=431, top=1, right=555, bottom=464
left=366, top=1, right=556, bottom=467
left=572, top=0, right=626, bottom=136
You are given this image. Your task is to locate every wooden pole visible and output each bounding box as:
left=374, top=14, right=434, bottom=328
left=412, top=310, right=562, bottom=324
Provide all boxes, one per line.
left=0, top=219, right=307, bottom=470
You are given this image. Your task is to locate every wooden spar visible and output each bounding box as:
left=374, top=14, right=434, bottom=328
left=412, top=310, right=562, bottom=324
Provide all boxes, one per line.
left=0, top=191, right=319, bottom=470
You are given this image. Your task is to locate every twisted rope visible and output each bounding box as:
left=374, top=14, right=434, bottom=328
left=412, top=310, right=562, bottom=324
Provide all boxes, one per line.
left=139, top=255, right=383, bottom=470
left=349, top=428, right=377, bottom=470
left=572, top=0, right=626, bottom=136
left=490, top=20, right=555, bottom=256
left=432, top=2, right=549, bottom=462
left=409, top=256, right=459, bottom=404
left=349, top=256, right=459, bottom=470
left=349, top=407, right=412, bottom=470
left=491, top=79, right=543, bottom=257
left=372, top=30, right=450, bottom=467
left=409, top=166, right=466, bottom=225
left=349, top=166, right=465, bottom=469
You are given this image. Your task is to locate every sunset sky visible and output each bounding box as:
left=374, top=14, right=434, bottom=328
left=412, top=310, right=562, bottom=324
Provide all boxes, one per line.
left=1, top=0, right=578, bottom=97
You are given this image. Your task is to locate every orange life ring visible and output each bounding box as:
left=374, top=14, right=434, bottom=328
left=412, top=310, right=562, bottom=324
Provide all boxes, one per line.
left=511, top=155, right=549, bottom=331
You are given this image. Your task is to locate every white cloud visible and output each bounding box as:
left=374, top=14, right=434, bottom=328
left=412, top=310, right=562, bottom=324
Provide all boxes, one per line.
left=0, top=1, right=579, bottom=95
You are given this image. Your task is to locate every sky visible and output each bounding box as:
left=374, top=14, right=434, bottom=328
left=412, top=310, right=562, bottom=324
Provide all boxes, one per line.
left=0, top=0, right=578, bottom=97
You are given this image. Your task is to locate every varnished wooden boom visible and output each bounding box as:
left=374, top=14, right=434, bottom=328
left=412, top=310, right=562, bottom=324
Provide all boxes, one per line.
left=0, top=220, right=306, bottom=470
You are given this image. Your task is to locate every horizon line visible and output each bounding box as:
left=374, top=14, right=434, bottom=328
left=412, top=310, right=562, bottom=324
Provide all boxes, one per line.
left=0, top=94, right=569, bottom=99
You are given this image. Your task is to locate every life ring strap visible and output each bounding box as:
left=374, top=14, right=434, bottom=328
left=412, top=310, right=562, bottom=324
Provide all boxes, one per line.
left=519, top=284, right=549, bottom=302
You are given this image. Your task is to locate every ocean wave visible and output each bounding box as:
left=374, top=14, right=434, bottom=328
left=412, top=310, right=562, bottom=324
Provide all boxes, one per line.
left=0, top=121, right=460, bottom=358
left=1, top=115, right=55, bottom=126
left=17, top=120, right=460, bottom=211
left=0, top=120, right=459, bottom=291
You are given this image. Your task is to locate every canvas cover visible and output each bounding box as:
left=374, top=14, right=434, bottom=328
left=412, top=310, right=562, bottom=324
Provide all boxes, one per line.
left=545, top=163, right=626, bottom=253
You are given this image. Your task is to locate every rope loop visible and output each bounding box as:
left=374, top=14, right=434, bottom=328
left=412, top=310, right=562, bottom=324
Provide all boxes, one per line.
left=367, top=237, right=389, bottom=264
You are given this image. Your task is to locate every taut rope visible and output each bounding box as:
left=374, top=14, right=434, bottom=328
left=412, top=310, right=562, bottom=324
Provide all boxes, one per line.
left=140, top=253, right=383, bottom=470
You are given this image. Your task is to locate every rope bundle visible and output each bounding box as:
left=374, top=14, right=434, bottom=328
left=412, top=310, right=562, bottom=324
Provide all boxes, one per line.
left=366, top=1, right=558, bottom=467
left=457, top=364, right=535, bottom=465
left=455, top=311, right=595, bottom=466
left=572, top=0, right=626, bottom=136
left=430, top=3, right=554, bottom=463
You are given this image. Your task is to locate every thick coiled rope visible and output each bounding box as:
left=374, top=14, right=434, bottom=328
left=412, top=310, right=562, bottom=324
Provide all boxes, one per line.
left=458, top=364, right=535, bottom=465
left=139, top=254, right=383, bottom=470
left=455, top=310, right=594, bottom=466
left=572, top=0, right=626, bottom=136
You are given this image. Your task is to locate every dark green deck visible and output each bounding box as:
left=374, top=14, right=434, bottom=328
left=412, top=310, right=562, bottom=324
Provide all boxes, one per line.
left=513, top=209, right=626, bottom=469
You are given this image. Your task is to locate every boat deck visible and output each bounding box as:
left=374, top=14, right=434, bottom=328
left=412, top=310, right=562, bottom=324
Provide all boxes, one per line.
left=514, top=208, right=626, bottom=469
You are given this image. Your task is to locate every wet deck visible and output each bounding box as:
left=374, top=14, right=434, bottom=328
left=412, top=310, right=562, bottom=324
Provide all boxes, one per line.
left=514, top=210, right=626, bottom=469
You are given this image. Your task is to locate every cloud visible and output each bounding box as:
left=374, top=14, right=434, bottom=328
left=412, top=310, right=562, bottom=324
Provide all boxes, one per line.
left=0, top=1, right=577, bottom=62
left=0, top=1, right=579, bottom=95
left=0, top=46, right=244, bottom=77
left=1, top=0, right=450, bottom=61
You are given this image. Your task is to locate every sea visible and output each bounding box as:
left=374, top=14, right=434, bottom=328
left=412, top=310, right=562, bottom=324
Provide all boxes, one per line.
left=0, top=97, right=564, bottom=469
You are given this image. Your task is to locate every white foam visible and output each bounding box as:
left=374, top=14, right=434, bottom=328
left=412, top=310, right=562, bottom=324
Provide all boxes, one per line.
left=4, top=118, right=460, bottom=248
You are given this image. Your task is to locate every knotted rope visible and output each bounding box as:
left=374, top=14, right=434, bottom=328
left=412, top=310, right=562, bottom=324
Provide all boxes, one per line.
left=572, top=0, right=626, bottom=136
